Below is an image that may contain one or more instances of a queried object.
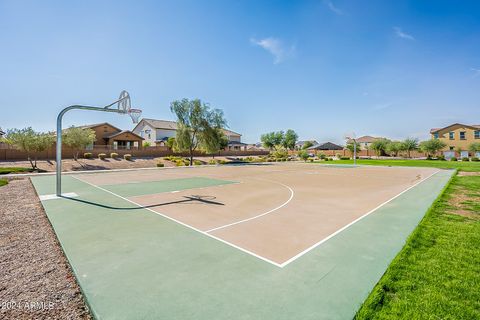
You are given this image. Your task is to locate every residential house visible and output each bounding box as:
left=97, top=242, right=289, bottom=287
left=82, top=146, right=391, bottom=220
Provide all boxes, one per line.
left=132, top=118, right=243, bottom=148
left=346, top=136, right=383, bottom=150
left=77, top=123, right=144, bottom=150
left=0, top=127, right=4, bottom=137
left=295, top=140, right=318, bottom=150
left=430, top=123, right=480, bottom=158
left=307, top=142, right=343, bottom=151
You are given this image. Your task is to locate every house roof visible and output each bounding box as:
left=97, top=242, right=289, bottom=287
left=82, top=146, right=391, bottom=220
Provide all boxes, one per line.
left=0, top=128, right=5, bottom=136
left=430, top=123, right=480, bottom=134
left=307, top=142, right=343, bottom=150
left=228, top=141, right=248, bottom=146
left=135, top=118, right=242, bottom=136
left=347, top=136, right=382, bottom=144
left=103, top=130, right=144, bottom=140
left=77, top=122, right=122, bottom=132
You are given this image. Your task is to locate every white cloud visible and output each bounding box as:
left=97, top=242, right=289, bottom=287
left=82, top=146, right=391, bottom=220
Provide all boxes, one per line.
left=471, top=68, right=480, bottom=78
left=324, top=0, right=343, bottom=15
left=393, top=27, right=415, bottom=40
left=250, top=37, right=295, bottom=64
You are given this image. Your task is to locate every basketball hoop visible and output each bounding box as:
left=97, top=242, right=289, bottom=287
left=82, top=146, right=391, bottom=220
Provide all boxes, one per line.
left=128, top=109, right=142, bottom=124
left=117, top=90, right=131, bottom=113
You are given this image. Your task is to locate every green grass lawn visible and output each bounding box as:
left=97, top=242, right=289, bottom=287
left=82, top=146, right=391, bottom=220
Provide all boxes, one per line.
left=0, top=178, right=8, bottom=187
left=0, top=167, right=32, bottom=174
left=352, top=161, right=480, bottom=319
left=316, top=159, right=480, bottom=171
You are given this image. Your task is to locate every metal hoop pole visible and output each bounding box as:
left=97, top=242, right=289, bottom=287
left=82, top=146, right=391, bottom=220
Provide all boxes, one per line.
left=56, top=105, right=123, bottom=196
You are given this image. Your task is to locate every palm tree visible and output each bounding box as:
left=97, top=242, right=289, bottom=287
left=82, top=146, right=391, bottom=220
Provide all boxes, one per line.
left=402, top=138, right=419, bottom=158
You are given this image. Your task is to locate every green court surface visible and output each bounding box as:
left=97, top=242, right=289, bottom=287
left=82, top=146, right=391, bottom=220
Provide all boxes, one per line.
left=31, top=170, right=454, bottom=320
left=101, top=177, right=236, bottom=197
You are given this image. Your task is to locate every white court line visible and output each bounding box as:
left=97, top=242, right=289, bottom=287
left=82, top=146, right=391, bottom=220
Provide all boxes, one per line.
left=205, top=178, right=294, bottom=233
left=277, top=169, right=441, bottom=267
left=39, top=192, right=78, bottom=201
left=71, top=175, right=284, bottom=268
left=72, top=169, right=441, bottom=268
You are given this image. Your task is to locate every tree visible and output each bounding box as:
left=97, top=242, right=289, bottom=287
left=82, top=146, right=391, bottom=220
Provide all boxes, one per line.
left=419, top=139, right=447, bottom=157
left=201, top=128, right=229, bottom=159
left=282, top=129, right=298, bottom=150
left=63, top=126, right=96, bottom=160
left=402, top=138, right=418, bottom=158
left=170, top=98, right=227, bottom=166
left=346, top=142, right=361, bottom=154
left=369, top=138, right=391, bottom=156
left=302, top=141, right=314, bottom=150
left=5, top=127, right=55, bottom=170
left=260, top=131, right=284, bottom=150
left=386, top=141, right=403, bottom=157
left=469, top=142, right=480, bottom=154
left=166, top=137, right=176, bottom=150
left=143, top=141, right=151, bottom=147
left=298, top=150, right=309, bottom=162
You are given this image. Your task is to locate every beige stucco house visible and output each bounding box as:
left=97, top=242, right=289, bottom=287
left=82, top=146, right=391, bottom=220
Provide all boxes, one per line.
left=430, top=123, right=480, bottom=158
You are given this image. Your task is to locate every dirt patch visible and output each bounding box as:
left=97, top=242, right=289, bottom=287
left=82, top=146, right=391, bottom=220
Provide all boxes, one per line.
left=457, top=171, right=480, bottom=176
left=446, top=182, right=480, bottom=220
left=0, top=179, right=91, bottom=319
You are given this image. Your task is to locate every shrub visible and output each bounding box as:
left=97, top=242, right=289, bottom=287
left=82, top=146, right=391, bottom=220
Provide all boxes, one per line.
left=124, top=154, right=132, bottom=161
left=193, top=160, right=203, bottom=165
left=319, top=153, right=326, bottom=160
left=471, top=157, right=479, bottom=162
left=340, top=156, right=350, bottom=160
left=175, top=160, right=185, bottom=166
left=208, top=159, right=217, bottom=165
left=437, top=155, right=446, bottom=161
left=462, top=157, right=470, bottom=162
left=98, top=153, right=107, bottom=160
left=183, top=159, right=191, bottom=166
left=156, top=162, right=164, bottom=167
left=267, top=158, right=275, bottom=162
left=110, top=152, right=119, bottom=159
left=450, top=157, right=457, bottom=161
left=83, top=152, right=92, bottom=159
left=218, top=160, right=227, bottom=164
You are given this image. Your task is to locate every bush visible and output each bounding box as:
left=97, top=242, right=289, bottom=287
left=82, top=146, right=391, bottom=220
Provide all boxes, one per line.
left=110, top=152, right=119, bottom=159
left=218, top=160, right=227, bottom=164
left=340, top=156, right=350, bottom=160
left=471, top=157, right=479, bottom=162
left=319, top=153, right=326, bottom=160
left=267, top=158, right=275, bottom=162
left=462, top=157, right=470, bottom=162
left=437, top=155, right=446, bottom=161
left=156, top=162, right=164, bottom=167
left=208, top=159, right=217, bottom=165
left=450, top=157, right=457, bottom=161
left=183, top=159, right=191, bottom=166
left=83, top=152, right=92, bottom=159
left=175, top=160, right=185, bottom=166
left=124, top=154, right=132, bottom=161
left=98, top=153, right=107, bottom=160
left=193, top=160, right=203, bottom=165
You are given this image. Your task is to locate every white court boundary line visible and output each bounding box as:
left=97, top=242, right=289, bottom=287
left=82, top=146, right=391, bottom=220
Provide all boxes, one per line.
left=205, top=178, right=294, bottom=233
left=71, top=175, right=284, bottom=268
left=71, top=169, right=441, bottom=268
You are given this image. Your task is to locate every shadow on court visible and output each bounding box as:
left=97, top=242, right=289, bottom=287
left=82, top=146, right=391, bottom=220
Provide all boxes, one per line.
left=63, top=195, right=224, bottom=210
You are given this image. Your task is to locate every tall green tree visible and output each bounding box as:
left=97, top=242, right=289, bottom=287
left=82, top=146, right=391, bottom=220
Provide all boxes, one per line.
left=402, top=138, right=419, bottom=158
left=386, top=141, right=404, bottom=157
left=166, top=137, right=176, bottom=150
left=170, top=98, right=227, bottom=165
left=346, top=142, right=361, bottom=154
left=282, top=129, right=298, bottom=150
left=63, top=126, right=96, bottom=160
left=468, top=142, right=480, bottom=154
left=201, top=128, right=228, bottom=159
left=419, top=139, right=447, bottom=157
left=5, top=127, right=55, bottom=170
left=260, top=131, right=284, bottom=150
left=369, top=138, right=391, bottom=156
left=301, top=141, right=314, bottom=150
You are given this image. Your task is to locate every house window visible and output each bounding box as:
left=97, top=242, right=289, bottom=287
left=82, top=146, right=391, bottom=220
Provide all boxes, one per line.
left=475, top=130, right=480, bottom=139
left=460, top=131, right=466, bottom=140
left=140, top=131, right=144, bottom=138
left=449, top=146, right=454, bottom=150
left=148, top=134, right=151, bottom=139
left=433, top=133, right=439, bottom=139
left=449, top=132, right=454, bottom=140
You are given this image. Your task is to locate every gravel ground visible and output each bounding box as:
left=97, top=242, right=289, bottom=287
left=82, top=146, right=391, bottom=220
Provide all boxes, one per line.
left=0, top=178, right=91, bottom=319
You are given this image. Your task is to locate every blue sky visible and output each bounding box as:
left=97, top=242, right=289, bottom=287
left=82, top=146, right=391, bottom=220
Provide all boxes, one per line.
left=1, top=0, right=479, bottom=143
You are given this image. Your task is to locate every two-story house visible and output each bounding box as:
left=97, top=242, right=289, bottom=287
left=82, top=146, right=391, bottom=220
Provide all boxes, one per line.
left=430, top=123, right=480, bottom=158
left=132, top=118, right=243, bottom=149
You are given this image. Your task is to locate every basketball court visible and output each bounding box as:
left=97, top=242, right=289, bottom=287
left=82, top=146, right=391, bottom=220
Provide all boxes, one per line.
left=31, top=163, right=453, bottom=319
